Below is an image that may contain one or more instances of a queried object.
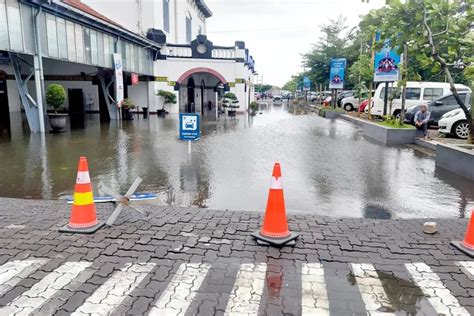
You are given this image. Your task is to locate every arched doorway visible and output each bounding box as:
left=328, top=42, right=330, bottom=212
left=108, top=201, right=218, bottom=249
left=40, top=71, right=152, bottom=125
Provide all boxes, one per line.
left=177, top=68, right=229, bottom=116
left=0, top=70, right=10, bottom=137
left=186, top=77, right=195, bottom=113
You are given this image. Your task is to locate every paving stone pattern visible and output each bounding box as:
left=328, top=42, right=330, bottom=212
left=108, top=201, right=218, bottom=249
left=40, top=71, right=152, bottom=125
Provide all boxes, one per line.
left=0, top=197, right=473, bottom=315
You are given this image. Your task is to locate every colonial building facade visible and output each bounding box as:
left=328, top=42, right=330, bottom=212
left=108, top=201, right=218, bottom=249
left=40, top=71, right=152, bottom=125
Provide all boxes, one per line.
left=0, top=0, right=256, bottom=133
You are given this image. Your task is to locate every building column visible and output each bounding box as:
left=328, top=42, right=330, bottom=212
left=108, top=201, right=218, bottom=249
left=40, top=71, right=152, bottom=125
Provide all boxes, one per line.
left=33, top=7, right=46, bottom=133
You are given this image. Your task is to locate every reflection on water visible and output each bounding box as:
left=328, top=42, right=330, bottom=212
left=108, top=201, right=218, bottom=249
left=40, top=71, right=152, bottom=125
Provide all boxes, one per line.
left=0, top=106, right=473, bottom=219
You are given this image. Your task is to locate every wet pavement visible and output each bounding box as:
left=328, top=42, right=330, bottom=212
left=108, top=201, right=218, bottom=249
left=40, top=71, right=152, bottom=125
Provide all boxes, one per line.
left=0, top=105, right=473, bottom=219
left=0, top=197, right=474, bottom=315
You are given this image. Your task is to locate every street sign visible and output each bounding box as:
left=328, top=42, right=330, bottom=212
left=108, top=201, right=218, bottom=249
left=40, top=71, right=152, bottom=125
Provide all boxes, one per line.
left=113, top=53, right=124, bottom=106
left=179, top=113, right=200, bottom=141
left=329, top=58, right=347, bottom=89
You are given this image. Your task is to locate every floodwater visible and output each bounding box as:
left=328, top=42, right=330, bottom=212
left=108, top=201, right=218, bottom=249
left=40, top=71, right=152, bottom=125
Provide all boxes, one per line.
left=0, top=105, right=473, bottom=219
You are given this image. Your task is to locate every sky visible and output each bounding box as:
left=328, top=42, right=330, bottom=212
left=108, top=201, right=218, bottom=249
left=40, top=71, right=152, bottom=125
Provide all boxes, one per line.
left=206, top=0, right=386, bottom=87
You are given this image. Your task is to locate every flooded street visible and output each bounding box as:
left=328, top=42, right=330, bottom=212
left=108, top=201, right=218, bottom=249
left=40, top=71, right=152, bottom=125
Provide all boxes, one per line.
left=0, top=106, right=473, bottom=219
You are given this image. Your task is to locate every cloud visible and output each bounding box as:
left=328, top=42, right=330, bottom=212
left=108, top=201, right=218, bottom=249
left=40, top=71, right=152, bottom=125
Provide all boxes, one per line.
left=206, top=0, right=386, bottom=86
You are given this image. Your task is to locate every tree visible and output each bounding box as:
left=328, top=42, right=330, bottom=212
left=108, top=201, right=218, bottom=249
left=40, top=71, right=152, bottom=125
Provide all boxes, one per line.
left=370, top=0, right=473, bottom=142
left=46, top=84, right=66, bottom=113
left=347, top=54, right=373, bottom=100
left=254, top=84, right=273, bottom=93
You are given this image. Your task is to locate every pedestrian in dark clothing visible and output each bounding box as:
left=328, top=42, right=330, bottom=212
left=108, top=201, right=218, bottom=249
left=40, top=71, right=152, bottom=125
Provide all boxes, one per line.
left=414, top=104, right=431, bottom=139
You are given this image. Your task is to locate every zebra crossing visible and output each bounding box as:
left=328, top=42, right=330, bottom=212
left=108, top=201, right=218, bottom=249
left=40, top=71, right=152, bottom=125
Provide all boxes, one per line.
left=0, top=258, right=473, bottom=315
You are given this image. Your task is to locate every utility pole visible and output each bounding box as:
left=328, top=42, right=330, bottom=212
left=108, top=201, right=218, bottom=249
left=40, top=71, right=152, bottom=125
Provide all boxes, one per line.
left=367, top=34, right=375, bottom=120
left=400, top=43, right=408, bottom=124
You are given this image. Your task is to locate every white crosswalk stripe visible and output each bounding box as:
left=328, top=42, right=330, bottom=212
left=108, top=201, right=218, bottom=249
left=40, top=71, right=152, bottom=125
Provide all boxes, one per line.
left=405, top=262, right=470, bottom=315
left=72, top=262, right=155, bottom=315
left=301, top=263, right=330, bottom=316
left=0, top=258, right=48, bottom=296
left=0, top=258, right=473, bottom=315
left=148, top=263, right=211, bottom=316
left=351, top=263, right=396, bottom=315
left=0, top=261, right=91, bottom=316
left=456, top=261, right=474, bottom=279
left=224, top=263, right=267, bottom=316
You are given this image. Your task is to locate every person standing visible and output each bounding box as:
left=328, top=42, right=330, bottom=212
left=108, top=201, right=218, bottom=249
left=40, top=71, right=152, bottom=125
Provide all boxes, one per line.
left=414, top=104, right=431, bottom=139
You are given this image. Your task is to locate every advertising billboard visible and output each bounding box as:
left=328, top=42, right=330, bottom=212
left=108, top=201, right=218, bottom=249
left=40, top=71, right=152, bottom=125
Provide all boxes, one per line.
left=329, top=58, right=346, bottom=89
left=374, top=46, right=401, bottom=82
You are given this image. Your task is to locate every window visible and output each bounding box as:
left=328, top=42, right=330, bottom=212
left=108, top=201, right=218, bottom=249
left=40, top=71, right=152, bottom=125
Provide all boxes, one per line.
left=7, top=0, right=23, bottom=51
left=103, top=35, right=111, bottom=67
left=83, top=28, right=91, bottom=64
left=186, top=12, right=192, bottom=43
left=46, top=15, right=58, bottom=57
left=423, top=88, right=444, bottom=100
left=0, top=1, right=9, bottom=50
left=436, top=94, right=467, bottom=106
left=406, top=88, right=421, bottom=100
left=163, top=0, right=169, bottom=33
left=56, top=18, right=67, bottom=59
left=379, top=87, right=401, bottom=99
left=90, top=30, right=98, bottom=64
left=74, top=24, right=84, bottom=62
left=66, top=21, right=76, bottom=61
left=97, top=33, right=104, bottom=66
left=20, top=4, right=34, bottom=53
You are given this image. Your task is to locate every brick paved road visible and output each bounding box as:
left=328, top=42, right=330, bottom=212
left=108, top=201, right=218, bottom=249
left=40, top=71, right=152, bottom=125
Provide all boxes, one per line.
left=0, top=197, right=473, bottom=315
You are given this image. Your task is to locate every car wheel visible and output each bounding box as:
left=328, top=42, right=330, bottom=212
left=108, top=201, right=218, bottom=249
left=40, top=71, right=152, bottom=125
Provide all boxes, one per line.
left=344, top=104, right=354, bottom=111
left=453, top=120, right=469, bottom=139
left=394, top=110, right=401, bottom=120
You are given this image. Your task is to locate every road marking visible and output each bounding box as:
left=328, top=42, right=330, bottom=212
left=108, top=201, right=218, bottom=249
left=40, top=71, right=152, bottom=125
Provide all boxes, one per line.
left=72, top=263, right=155, bottom=315
left=301, top=263, right=330, bottom=316
left=0, top=261, right=91, bottom=315
left=0, top=258, right=48, bottom=296
left=224, top=263, right=267, bottom=316
left=148, top=263, right=210, bottom=316
left=351, top=263, right=396, bottom=315
left=405, top=263, right=470, bottom=315
left=456, top=261, right=474, bottom=279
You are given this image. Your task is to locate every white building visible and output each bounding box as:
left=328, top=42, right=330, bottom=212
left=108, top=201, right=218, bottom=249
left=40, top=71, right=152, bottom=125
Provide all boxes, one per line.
left=0, top=0, right=256, bottom=134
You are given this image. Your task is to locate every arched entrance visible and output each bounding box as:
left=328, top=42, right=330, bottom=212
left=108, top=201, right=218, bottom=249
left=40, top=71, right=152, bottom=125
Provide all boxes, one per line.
left=186, top=77, right=195, bottom=113
left=0, top=70, right=10, bottom=137
left=177, top=67, right=229, bottom=116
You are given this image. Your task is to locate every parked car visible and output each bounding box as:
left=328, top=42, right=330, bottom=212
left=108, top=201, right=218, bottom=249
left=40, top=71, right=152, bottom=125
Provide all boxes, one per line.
left=337, top=90, right=354, bottom=106
left=341, top=96, right=362, bottom=111
left=404, top=92, right=471, bottom=126
left=359, top=99, right=370, bottom=113
left=370, top=81, right=471, bottom=117
left=438, top=107, right=471, bottom=139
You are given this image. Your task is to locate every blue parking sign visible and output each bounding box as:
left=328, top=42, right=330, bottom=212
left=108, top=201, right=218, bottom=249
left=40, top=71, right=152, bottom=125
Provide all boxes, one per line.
left=179, top=113, right=200, bottom=141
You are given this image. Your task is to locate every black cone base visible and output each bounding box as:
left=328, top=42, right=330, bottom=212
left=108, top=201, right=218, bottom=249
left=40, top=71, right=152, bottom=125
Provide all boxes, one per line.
left=252, top=231, right=298, bottom=247
left=59, top=221, right=105, bottom=234
left=451, top=240, right=474, bottom=258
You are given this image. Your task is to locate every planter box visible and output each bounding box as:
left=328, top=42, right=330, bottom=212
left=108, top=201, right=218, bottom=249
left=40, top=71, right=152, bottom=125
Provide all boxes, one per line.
left=436, top=143, right=474, bottom=180
left=318, top=109, right=339, bottom=119
left=339, top=115, right=417, bottom=145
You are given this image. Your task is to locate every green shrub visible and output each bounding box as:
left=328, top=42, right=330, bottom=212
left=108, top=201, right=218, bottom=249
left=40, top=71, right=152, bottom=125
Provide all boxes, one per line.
left=122, top=98, right=136, bottom=109
left=157, top=90, right=177, bottom=110
left=223, top=92, right=237, bottom=100
left=46, top=84, right=66, bottom=112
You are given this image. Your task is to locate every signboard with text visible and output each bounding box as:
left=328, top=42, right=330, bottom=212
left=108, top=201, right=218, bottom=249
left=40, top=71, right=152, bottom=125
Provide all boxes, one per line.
left=328, top=58, right=346, bottom=89
left=303, top=77, right=311, bottom=91
left=374, top=46, right=401, bottom=82
left=179, top=113, right=200, bottom=141
left=113, top=53, right=124, bottom=106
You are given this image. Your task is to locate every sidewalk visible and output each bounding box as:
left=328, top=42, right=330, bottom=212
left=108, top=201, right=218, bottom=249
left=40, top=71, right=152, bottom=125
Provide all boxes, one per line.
left=0, top=197, right=473, bottom=315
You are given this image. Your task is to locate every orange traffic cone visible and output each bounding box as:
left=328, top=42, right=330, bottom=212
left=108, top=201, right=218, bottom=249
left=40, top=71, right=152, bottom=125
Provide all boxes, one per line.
left=451, top=210, right=474, bottom=257
left=252, top=163, right=298, bottom=246
left=59, top=157, right=104, bottom=234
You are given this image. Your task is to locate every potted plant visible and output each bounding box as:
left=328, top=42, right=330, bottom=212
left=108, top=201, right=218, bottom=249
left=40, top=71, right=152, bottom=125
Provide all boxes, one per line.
left=222, top=92, right=239, bottom=117
left=250, top=101, right=259, bottom=116
left=157, top=90, right=177, bottom=117
left=122, top=98, right=136, bottom=120
left=46, top=84, right=67, bottom=133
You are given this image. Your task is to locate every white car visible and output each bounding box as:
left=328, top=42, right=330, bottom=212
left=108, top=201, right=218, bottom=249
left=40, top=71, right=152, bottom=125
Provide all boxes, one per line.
left=438, top=107, right=471, bottom=139
left=341, top=96, right=360, bottom=111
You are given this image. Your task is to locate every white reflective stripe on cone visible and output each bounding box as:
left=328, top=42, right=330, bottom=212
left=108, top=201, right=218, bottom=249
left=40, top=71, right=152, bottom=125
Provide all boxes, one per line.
left=270, top=177, right=283, bottom=190
left=76, top=171, right=91, bottom=184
